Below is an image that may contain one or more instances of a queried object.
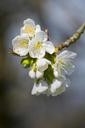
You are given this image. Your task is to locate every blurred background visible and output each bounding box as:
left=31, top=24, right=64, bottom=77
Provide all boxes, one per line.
left=0, top=0, right=85, bottom=128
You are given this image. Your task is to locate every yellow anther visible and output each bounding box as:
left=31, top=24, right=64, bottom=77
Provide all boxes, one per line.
left=34, top=42, right=42, bottom=49
left=22, top=25, right=35, bottom=36
left=19, top=39, right=28, bottom=48
left=54, top=47, right=58, bottom=53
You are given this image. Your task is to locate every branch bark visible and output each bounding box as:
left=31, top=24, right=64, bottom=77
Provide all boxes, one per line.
left=55, top=23, right=85, bottom=52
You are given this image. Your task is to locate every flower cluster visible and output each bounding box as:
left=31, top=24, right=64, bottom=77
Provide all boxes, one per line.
left=12, top=18, right=77, bottom=96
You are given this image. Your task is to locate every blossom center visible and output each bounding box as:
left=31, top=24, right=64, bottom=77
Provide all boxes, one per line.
left=19, top=39, right=28, bottom=48
left=23, top=25, right=35, bottom=35
left=34, top=41, right=42, bottom=49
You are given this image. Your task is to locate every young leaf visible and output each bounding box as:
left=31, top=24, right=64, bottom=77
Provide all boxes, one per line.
left=43, top=65, right=54, bottom=85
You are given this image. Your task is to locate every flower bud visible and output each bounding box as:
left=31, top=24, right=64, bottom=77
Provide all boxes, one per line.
left=29, top=70, right=35, bottom=79
left=36, top=71, right=43, bottom=79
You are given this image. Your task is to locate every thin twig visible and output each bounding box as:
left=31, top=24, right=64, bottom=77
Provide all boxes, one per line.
left=55, top=23, right=85, bottom=52
left=9, top=48, right=21, bottom=57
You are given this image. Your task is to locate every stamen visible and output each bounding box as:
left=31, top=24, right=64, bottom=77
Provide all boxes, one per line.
left=19, top=39, right=28, bottom=48
left=23, top=25, right=35, bottom=35
left=34, top=41, right=42, bottom=49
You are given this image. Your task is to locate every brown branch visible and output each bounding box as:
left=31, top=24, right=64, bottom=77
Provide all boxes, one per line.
left=55, top=23, right=85, bottom=52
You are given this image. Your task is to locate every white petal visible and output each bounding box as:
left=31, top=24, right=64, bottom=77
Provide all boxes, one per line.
left=54, top=69, right=59, bottom=78
left=55, top=50, right=77, bottom=76
left=63, top=62, right=75, bottom=75
left=21, top=19, right=36, bottom=37
left=43, top=41, right=55, bottom=54
left=19, top=34, right=29, bottom=39
left=29, top=46, right=45, bottom=58
left=31, top=84, right=38, bottom=95
left=50, top=79, right=62, bottom=93
left=35, top=25, right=41, bottom=33
left=36, top=58, right=50, bottom=72
left=50, top=79, right=66, bottom=96
left=35, top=31, right=48, bottom=42
left=31, top=82, right=48, bottom=95
left=29, top=40, right=45, bottom=58
left=52, top=86, right=65, bottom=96
left=29, top=70, right=36, bottom=79
left=21, top=25, right=35, bottom=37
left=65, top=78, right=71, bottom=87
left=61, top=75, right=71, bottom=88
left=23, top=18, right=35, bottom=27
left=36, top=71, right=43, bottom=79
left=57, top=50, right=77, bottom=60
left=12, top=35, right=29, bottom=56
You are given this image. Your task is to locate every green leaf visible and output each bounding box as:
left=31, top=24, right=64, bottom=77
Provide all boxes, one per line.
left=43, top=65, right=54, bottom=85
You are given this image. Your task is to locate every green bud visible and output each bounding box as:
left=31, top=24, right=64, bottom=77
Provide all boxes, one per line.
left=21, top=54, right=37, bottom=68
left=21, top=58, right=30, bottom=68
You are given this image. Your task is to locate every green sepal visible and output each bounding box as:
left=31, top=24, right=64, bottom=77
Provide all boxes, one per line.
left=45, top=53, right=56, bottom=64
left=43, top=65, right=54, bottom=85
left=21, top=55, right=36, bottom=68
left=33, top=78, right=41, bottom=85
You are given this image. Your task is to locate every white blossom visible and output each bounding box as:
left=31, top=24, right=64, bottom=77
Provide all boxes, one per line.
left=31, top=81, right=48, bottom=95
left=12, top=34, right=29, bottom=56
left=21, top=18, right=41, bottom=38
left=54, top=50, right=77, bottom=76
left=12, top=18, right=78, bottom=97
left=28, top=31, right=55, bottom=58
left=49, top=50, right=77, bottom=96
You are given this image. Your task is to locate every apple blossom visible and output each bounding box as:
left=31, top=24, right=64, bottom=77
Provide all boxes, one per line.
left=21, top=18, right=41, bottom=38
left=11, top=18, right=80, bottom=96
left=28, top=31, right=55, bottom=58
left=12, top=34, right=29, bottom=56
left=53, top=50, right=77, bottom=77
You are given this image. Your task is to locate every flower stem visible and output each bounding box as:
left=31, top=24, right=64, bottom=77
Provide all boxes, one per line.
left=55, top=23, right=85, bottom=52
